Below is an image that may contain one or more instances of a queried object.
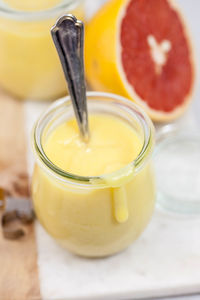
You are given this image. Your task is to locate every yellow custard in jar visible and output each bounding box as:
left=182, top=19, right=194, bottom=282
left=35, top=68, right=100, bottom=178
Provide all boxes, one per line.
left=0, top=0, right=85, bottom=100
left=3, top=0, right=63, bottom=11
left=32, top=93, right=155, bottom=257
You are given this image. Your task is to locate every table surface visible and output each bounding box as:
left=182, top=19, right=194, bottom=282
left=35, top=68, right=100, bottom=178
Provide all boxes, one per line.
left=26, top=1, right=200, bottom=299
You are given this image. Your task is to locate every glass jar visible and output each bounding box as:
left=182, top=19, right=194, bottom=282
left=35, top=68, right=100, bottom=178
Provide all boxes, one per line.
left=32, top=92, right=155, bottom=257
left=0, top=0, right=85, bottom=100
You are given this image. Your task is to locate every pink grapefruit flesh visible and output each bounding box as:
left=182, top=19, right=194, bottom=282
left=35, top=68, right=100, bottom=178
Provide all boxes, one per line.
left=120, top=0, right=194, bottom=115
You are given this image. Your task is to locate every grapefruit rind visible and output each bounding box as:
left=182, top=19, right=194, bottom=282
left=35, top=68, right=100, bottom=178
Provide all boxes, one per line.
left=85, top=0, right=195, bottom=122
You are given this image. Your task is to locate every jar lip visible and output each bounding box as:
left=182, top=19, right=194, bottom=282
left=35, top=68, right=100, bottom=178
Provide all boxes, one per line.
left=33, top=91, right=154, bottom=187
left=0, top=0, right=82, bottom=20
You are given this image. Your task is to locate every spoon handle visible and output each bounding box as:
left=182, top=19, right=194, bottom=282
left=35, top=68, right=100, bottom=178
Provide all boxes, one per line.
left=51, top=14, right=89, bottom=140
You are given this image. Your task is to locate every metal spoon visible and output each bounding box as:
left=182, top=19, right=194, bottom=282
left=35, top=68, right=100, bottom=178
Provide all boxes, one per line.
left=51, top=14, right=89, bottom=141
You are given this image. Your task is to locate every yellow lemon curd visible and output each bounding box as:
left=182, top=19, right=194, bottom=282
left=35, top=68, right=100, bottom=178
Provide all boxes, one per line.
left=3, top=0, right=63, bottom=11
left=32, top=114, right=155, bottom=257
left=0, top=0, right=84, bottom=100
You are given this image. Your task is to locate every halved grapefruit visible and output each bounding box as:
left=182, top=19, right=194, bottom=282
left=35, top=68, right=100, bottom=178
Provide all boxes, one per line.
left=85, top=0, right=194, bottom=121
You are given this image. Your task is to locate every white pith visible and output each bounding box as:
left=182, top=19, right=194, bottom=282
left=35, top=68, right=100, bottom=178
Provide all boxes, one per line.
left=147, top=34, right=171, bottom=74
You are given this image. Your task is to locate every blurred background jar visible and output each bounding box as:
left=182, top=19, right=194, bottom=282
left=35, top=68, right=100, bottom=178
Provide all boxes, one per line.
left=0, top=0, right=85, bottom=100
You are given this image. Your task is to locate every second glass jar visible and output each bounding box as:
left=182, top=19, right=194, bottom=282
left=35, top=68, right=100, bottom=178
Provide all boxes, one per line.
left=0, top=0, right=85, bottom=100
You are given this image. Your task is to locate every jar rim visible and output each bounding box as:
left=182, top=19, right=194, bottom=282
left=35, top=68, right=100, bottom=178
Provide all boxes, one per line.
left=0, top=0, right=83, bottom=20
left=32, top=91, right=154, bottom=187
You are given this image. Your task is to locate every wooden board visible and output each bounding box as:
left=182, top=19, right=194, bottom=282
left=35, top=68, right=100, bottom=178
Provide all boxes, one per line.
left=0, top=91, right=40, bottom=300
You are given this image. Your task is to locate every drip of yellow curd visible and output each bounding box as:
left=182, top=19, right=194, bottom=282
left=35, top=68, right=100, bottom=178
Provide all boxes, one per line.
left=44, top=114, right=142, bottom=225
left=32, top=114, right=155, bottom=257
